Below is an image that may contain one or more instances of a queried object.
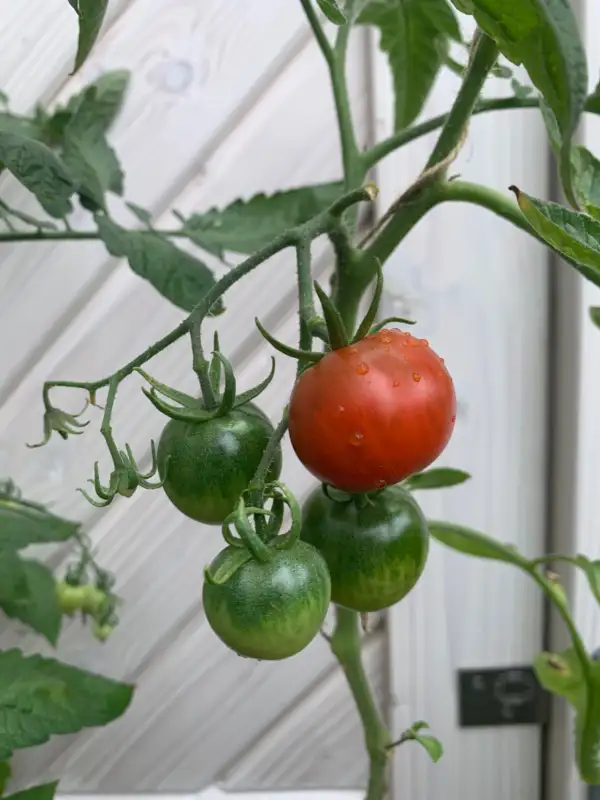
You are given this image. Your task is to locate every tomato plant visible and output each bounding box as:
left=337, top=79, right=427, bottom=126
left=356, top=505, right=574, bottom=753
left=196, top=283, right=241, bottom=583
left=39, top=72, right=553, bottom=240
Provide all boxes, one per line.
left=289, top=329, right=456, bottom=493
left=157, top=403, right=282, bottom=525
left=301, top=484, right=429, bottom=611
left=5, top=0, right=600, bottom=797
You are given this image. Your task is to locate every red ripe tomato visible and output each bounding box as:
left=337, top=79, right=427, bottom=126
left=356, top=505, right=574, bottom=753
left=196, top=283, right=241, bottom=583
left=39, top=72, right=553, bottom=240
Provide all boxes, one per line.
left=288, top=329, right=456, bottom=493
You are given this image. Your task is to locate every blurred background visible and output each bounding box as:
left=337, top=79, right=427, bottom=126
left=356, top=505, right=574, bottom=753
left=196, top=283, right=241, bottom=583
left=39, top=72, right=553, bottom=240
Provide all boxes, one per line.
left=0, top=1, right=599, bottom=799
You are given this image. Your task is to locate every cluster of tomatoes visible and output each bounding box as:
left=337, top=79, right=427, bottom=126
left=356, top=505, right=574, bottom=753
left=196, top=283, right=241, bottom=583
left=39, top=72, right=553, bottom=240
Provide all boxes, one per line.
left=156, top=329, right=456, bottom=660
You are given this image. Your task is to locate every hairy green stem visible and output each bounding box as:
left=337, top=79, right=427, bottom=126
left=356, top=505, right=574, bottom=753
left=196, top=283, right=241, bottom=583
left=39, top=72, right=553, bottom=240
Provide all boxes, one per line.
left=331, top=608, right=390, bottom=800
left=363, top=96, right=538, bottom=169
left=427, top=33, right=499, bottom=168
left=296, top=238, right=317, bottom=373
left=0, top=228, right=185, bottom=243
left=437, top=179, right=533, bottom=235
left=366, top=31, right=500, bottom=269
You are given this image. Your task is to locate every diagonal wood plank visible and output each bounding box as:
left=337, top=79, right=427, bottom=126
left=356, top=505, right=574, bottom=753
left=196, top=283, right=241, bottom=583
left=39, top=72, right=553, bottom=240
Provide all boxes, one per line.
left=0, top=0, right=313, bottom=390
left=224, top=633, right=387, bottom=791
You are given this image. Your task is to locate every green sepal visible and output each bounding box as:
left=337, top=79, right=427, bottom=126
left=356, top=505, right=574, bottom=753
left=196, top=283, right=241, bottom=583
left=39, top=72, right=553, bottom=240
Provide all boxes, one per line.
left=212, top=351, right=236, bottom=416
left=268, top=482, right=302, bottom=550
left=136, top=368, right=198, bottom=409
left=209, top=331, right=222, bottom=392
left=352, top=260, right=383, bottom=343
left=204, top=548, right=254, bottom=585
left=369, top=316, right=417, bottom=333
left=233, top=357, right=276, bottom=409
left=255, top=318, right=323, bottom=363
left=314, top=280, right=349, bottom=350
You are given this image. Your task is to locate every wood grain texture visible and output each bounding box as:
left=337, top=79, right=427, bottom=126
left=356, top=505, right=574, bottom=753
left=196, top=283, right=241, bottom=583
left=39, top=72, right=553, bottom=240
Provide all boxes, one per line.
left=371, top=23, right=550, bottom=800
left=224, top=633, right=386, bottom=791
left=0, top=0, right=310, bottom=392
left=4, top=18, right=373, bottom=792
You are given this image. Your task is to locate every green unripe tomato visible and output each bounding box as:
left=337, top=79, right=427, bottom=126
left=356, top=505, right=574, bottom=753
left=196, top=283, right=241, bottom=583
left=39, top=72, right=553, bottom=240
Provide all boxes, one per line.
left=203, top=541, right=331, bottom=660
left=157, top=403, right=282, bottom=526
left=300, top=484, right=429, bottom=612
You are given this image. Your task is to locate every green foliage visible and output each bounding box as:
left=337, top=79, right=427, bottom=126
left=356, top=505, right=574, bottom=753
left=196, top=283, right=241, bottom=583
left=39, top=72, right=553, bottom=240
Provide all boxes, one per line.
left=67, top=0, right=110, bottom=74
left=590, top=307, right=600, bottom=329
left=0, top=493, right=79, bottom=550
left=177, top=182, right=343, bottom=257
left=428, top=521, right=528, bottom=565
left=3, top=783, right=58, bottom=800
left=404, top=467, right=471, bottom=490
left=316, top=0, right=347, bottom=24
left=0, top=133, right=73, bottom=218
left=451, top=0, right=587, bottom=201
left=404, top=721, right=444, bottom=763
left=0, top=649, right=133, bottom=760
left=510, top=188, right=600, bottom=287
left=358, top=0, right=461, bottom=130
left=0, top=557, right=62, bottom=645
left=96, top=215, right=223, bottom=313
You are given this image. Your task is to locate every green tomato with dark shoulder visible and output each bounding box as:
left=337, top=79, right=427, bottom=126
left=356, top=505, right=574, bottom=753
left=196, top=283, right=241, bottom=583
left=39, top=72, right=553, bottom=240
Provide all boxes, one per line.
left=157, top=403, right=282, bottom=525
left=203, top=541, right=331, bottom=660
left=300, top=484, right=429, bottom=612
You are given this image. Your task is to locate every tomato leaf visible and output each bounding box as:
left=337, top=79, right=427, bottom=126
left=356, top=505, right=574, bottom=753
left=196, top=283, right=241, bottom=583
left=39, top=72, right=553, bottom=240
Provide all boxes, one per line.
left=510, top=187, right=600, bottom=288
left=0, top=552, right=30, bottom=605
left=178, top=182, right=343, bottom=257
left=358, top=0, right=461, bottom=130
left=0, top=133, right=74, bottom=218
left=316, top=0, right=347, bottom=24
left=413, top=733, right=444, bottom=763
left=0, top=649, right=133, bottom=760
left=539, top=100, right=600, bottom=218
left=68, top=0, right=109, bottom=74
left=0, top=761, right=12, bottom=795
left=61, top=86, right=124, bottom=211
left=3, top=783, right=57, bottom=800
left=405, top=467, right=471, bottom=491
left=590, top=307, right=600, bottom=329
left=451, top=0, right=587, bottom=202
left=574, top=556, right=600, bottom=608
left=95, top=216, right=223, bottom=314
left=428, top=521, right=528, bottom=566
left=0, top=559, right=62, bottom=646
left=570, top=147, right=600, bottom=219
left=0, top=496, right=79, bottom=550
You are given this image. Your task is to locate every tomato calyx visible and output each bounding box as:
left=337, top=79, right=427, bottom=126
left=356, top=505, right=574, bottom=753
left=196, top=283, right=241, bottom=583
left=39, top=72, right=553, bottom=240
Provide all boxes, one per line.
left=78, top=438, right=164, bottom=508
left=321, top=482, right=382, bottom=509
left=137, top=332, right=275, bottom=424
left=204, top=482, right=302, bottom=586
left=256, top=261, right=416, bottom=367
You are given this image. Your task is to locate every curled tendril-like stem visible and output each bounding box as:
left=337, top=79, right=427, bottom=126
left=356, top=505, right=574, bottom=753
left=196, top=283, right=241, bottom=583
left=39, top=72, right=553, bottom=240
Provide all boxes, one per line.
left=77, top=440, right=165, bottom=508
left=27, top=398, right=90, bottom=448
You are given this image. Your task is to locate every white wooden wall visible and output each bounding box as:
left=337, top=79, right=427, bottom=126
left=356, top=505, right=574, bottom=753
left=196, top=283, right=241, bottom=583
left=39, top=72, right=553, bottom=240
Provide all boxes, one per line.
left=3, top=1, right=591, bottom=799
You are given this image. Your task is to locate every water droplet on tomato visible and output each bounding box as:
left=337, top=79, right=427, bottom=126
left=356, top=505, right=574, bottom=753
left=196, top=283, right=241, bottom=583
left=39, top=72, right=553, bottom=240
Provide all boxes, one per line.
left=392, top=380, right=400, bottom=387
left=338, top=405, right=345, bottom=412
left=350, top=432, right=364, bottom=446
left=451, top=415, right=456, bottom=423
left=356, top=363, right=369, bottom=375
left=378, top=479, right=386, bottom=488
left=403, top=356, right=409, bottom=362
left=440, top=357, right=445, bottom=364
left=348, top=347, right=358, bottom=355
left=412, top=372, right=422, bottom=382
left=420, top=339, right=429, bottom=347
left=379, top=331, right=392, bottom=344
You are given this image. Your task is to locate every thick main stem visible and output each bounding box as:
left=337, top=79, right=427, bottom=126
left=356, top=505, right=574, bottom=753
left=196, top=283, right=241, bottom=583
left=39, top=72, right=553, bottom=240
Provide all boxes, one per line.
left=331, top=608, right=390, bottom=800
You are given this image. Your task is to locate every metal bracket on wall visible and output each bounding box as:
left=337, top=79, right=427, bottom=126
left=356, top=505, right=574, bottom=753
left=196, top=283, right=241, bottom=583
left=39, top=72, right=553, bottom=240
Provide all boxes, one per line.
left=457, top=666, right=550, bottom=727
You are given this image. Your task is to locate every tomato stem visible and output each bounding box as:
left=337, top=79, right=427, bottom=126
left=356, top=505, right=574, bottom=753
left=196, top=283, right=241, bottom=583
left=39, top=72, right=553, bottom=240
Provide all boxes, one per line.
left=331, top=607, right=391, bottom=800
